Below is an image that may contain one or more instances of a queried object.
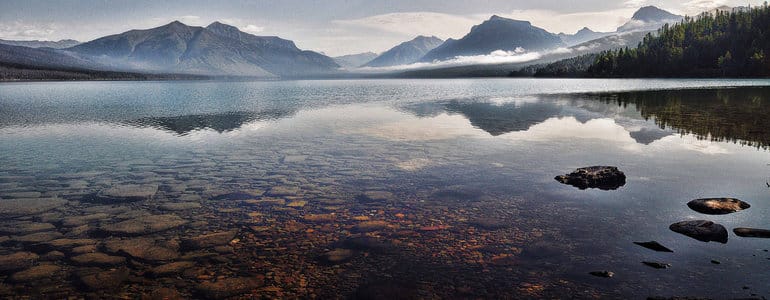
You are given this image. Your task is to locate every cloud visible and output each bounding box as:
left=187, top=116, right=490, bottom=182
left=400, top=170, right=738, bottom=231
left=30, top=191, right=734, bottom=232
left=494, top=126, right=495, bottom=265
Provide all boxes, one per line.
left=624, top=0, right=648, bottom=8
left=0, top=22, right=57, bottom=40
left=356, top=47, right=564, bottom=72
left=684, top=0, right=728, bottom=10
left=332, top=12, right=481, bottom=40
left=241, top=24, right=265, bottom=34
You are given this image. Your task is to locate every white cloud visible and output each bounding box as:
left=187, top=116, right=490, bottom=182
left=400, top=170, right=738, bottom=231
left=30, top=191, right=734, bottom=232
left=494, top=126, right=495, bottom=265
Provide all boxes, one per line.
left=242, top=24, right=265, bottom=34
left=0, top=22, right=57, bottom=40
left=332, top=12, right=481, bottom=40
left=624, top=0, right=648, bottom=8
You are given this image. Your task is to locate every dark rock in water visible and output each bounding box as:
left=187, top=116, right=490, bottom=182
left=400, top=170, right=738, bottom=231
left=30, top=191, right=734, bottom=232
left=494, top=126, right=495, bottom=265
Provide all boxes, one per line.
left=733, top=227, right=770, bottom=238
left=687, top=198, right=750, bottom=215
left=642, top=261, right=671, bottom=269
left=669, top=220, right=728, bottom=243
left=336, top=237, right=395, bottom=253
left=589, top=271, right=614, bottom=278
left=76, top=267, right=129, bottom=291
left=355, top=191, right=394, bottom=204
left=634, top=241, right=674, bottom=252
left=150, top=261, right=196, bottom=277
left=144, top=287, right=183, bottom=300
left=710, top=260, right=721, bottom=264
left=555, top=166, right=626, bottom=190
left=181, top=231, right=237, bottom=250
left=196, top=277, right=264, bottom=299
left=0, top=252, right=39, bottom=273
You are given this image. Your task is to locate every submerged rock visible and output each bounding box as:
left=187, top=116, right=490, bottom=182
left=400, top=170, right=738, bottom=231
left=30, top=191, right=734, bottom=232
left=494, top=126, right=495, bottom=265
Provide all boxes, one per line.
left=99, top=214, right=187, bottom=236
left=633, top=241, right=674, bottom=253
left=76, top=267, right=129, bottom=291
left=669, top=220, right=728, bottom=243
left=0, top=198, right=68, bottom=218
left=104, top=238, right=179, bottom=262
left=0, top=252, right=39, bottom=273
left=151, top=261, right=196, bottom=277
left=9, top=264, right=61, bottom=282
left=95, top=184, right=158, bottom=202
left=733, top=228, right=770, bottom=238
left=687, top=198, right=750, bottom=215
left=196, top=277, right=264, bottom=299
left=181, top=231, right=237, bottom=250
left=555, top=166, right=626, bottom=190
left=70, top=252, right=126, bottom=266
left=319, top=248, right=355, bottom=264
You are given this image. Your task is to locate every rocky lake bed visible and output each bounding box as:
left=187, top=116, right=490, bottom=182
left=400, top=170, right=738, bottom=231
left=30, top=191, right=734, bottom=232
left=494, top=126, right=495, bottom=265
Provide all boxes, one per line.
left=2, top=79, right=770, bottom=298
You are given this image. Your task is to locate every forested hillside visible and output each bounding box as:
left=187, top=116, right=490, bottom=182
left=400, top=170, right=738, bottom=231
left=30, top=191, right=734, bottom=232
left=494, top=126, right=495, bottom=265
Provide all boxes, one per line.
left=535, top=4, right=770, bottom=77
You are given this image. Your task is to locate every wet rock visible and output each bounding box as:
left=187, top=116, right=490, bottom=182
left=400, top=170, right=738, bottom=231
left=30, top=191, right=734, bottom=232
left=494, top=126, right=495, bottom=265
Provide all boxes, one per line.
left=159, top=202, right=202, bottom=211
left=9, top=264, right=62, bottom=282
left=687, top=198, right=750, bottom=215
left=733, top=228, right=770, bottom=238
left=0, top=198, right=68, bottom=218
left=181, top=231, right=237, bottom=250
left=669, top=220, right=728, bottom=243
left=589, top=271, right=614, bottom=278
left=633, top=241, right=674, bottom=252
left=41, top=251, right=66, bottom=261
left=150, top=261, right=195, bottom=277
left=99, top=214, right=187, bottom=236
left=320, top=248, right=355, bottom=264
left=353, top=221, right=390, bottom=233
left=95, top=184, right=158, bottom=203
left=71, top=244, right=98, bottom=254
left=76, top=267, right=129, bottom=291
left=0, top=252, right=39, bottom=273
left=11, top=231, right=63, bottom=243
left=354, top=281, right=421, bottom=300
left=104, top=238, right=179, bottom=262
left=642, top=261, right=671, bottom=269
left=336, top=237, right=395, bottom=253
left=555, top=166, right=626, bottom=190
left=196, top=277, right=264, bottom=299
left=70, top=253, right=126, bottom=266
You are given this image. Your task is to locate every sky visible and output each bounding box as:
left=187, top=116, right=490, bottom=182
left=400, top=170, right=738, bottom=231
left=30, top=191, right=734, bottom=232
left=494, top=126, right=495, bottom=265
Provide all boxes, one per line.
left=0, top=0, right=765, bottom=56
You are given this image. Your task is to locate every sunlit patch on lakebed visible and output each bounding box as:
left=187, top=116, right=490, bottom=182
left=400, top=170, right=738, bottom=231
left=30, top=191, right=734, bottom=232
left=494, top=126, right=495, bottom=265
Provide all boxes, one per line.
left=0, top=79, right=769, bottom=298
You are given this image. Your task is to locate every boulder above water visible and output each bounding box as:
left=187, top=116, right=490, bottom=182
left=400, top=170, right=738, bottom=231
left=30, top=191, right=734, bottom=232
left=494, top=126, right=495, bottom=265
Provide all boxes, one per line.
left=669, top=220, right=728, bottom=243
left=733, top=227, right=770, bottom=238
left=687, top=198, right=750, bottom=215
left=555, top=166, right=626, bottom=190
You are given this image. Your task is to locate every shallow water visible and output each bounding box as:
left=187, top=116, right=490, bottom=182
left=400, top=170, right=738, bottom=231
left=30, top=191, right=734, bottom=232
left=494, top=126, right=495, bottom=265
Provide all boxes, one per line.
left=0, top=79, right=769, bottom=299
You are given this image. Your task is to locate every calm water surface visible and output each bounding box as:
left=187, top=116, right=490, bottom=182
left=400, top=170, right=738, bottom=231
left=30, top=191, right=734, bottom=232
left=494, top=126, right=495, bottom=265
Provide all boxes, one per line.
left=1, top=79, right=769, bottom=299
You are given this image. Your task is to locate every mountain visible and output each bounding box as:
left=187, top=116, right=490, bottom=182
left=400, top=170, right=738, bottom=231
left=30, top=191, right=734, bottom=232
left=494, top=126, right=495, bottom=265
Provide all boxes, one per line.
left=67, top=21, right=338, bottom=77
left=420, top=16, right=564, bottom=62
left=0, top=39, right=80, bottom=49
left=333, top=52, right=378, bottom=68
left=364, top=36, right=444, bottom=67
left=617, top=6, right=683, bottom=32
left=557, top=27, right=612, bottom=46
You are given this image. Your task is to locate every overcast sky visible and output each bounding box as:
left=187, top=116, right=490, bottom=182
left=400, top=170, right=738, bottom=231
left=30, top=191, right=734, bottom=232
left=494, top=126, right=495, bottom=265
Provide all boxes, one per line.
left=0, top=0, right=764, bottom=56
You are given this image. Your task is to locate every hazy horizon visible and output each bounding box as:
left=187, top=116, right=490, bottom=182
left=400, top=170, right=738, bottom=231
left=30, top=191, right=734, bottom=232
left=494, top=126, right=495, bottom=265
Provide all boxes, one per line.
left=0, top=0, right=765, bottom=56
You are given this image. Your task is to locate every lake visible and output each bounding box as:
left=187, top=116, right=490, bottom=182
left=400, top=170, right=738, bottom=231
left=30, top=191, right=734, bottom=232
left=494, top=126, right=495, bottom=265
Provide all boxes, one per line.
left=1, top=78, right=769, bottom=299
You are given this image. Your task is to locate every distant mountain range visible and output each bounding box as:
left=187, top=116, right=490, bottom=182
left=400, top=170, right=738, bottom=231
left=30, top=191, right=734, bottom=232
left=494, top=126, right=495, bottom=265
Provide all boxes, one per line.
left=0, top=5, right=700, bottom=80
left=364, top=36, right=444, bottom=67
left=421, top=16, right=564, bottom=62
left=0, top=39, right=80, bottom=49
left=333, top=52, right=378, bottom=68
